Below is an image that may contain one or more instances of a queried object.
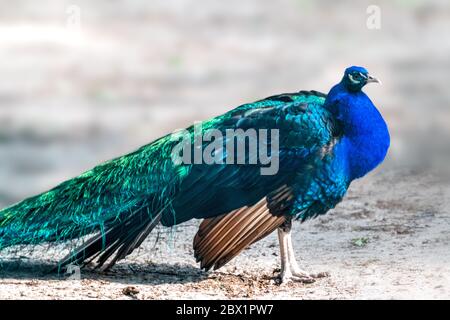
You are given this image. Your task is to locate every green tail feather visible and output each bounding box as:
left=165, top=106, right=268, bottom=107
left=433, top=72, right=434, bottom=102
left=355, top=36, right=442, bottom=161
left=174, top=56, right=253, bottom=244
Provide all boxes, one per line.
left=0, top=169, right=145, bottom=250
left=0, top=132, right=182, bottom=252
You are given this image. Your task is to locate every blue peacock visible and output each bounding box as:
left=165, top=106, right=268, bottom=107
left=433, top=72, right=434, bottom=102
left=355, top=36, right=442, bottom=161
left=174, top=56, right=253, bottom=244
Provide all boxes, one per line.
left=0, top=66, right=390, bottom=283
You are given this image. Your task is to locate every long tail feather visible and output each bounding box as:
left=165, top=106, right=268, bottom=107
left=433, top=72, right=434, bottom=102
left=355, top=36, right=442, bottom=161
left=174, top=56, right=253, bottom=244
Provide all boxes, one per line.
left=56, top=210, right=162, bottom=271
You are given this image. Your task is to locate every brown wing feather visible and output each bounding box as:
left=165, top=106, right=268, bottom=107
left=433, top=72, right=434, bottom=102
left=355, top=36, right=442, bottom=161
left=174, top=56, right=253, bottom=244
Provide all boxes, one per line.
left=193, top=198, right=286, bottom=271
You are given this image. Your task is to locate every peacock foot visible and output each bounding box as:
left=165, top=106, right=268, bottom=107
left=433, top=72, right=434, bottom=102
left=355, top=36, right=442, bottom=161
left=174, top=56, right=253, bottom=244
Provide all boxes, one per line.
left=275, top=266, right=330, bottom=284
left=276, top=222, right=330, bottom=284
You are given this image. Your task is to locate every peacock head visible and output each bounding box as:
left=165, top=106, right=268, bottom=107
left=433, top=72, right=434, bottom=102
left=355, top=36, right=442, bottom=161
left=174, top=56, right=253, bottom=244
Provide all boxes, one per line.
left=342, top=66, right=381, bottom=92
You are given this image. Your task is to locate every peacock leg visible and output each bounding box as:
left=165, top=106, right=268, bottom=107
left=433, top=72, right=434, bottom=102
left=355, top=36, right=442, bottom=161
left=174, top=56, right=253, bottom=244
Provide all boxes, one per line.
left=277, top=220, right=314, bottom=284
left=277, top=219, right=328, bottom=284
left=277, top=225, right=294, bottom=282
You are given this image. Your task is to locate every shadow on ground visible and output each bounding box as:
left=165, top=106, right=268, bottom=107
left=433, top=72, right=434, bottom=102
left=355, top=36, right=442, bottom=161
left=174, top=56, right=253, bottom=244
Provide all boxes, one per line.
left=0, top=259, right=209, bottom=285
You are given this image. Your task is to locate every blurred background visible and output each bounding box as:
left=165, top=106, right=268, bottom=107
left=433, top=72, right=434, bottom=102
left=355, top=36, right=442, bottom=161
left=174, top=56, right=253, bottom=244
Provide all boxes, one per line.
left=0, top=0, right=449, bottom=207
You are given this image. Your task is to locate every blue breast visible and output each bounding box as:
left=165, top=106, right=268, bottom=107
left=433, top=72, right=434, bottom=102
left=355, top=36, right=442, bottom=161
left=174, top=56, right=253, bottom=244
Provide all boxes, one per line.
left=325, top=84, right=390, bottom=181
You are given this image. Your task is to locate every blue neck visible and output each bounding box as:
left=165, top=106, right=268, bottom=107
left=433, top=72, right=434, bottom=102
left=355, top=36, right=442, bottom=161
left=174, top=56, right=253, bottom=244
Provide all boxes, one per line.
left=325, top=82, right=390, bottom=181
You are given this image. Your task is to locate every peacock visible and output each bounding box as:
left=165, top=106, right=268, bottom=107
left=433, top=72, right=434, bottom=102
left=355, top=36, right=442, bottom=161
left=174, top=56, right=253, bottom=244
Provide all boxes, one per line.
left=0, top=66, right=390, bottom=283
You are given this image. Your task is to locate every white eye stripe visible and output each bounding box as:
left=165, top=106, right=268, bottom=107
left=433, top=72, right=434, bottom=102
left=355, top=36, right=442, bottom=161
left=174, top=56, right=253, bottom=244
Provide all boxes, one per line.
left=359, top=72, right=368, bottom=79
left=348, top=73, right=359, bottom=84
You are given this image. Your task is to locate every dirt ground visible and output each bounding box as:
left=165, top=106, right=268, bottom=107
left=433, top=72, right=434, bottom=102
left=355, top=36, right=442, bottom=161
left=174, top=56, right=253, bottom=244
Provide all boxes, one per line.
left=0, top=0, right=450, bottom=300
left=1, top=168, right=449, bottom=299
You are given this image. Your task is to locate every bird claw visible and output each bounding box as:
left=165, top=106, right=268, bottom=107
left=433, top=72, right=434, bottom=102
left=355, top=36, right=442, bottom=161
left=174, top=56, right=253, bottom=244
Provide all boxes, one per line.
left=278, top=273, right=315, bottom=285
left=292, top=266, right=330, bottom=279
left=310, top=271, right=330, bottom=278
left=276, top=269, right=329, bottom=285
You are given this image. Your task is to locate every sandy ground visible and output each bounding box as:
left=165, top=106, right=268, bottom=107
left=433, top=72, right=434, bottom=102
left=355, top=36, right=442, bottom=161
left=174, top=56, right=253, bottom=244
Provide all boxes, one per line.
left=1, top=168, right=449, bottom=299
left=0, top=0, right=450, bottom=300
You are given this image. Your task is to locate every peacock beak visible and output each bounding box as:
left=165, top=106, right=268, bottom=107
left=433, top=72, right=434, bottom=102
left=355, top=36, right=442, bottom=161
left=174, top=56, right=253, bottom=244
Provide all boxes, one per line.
left=367, top=75, right=382, bottom=85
